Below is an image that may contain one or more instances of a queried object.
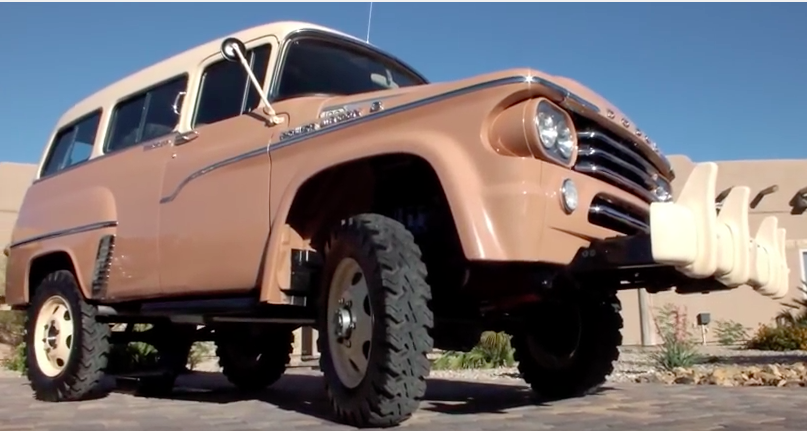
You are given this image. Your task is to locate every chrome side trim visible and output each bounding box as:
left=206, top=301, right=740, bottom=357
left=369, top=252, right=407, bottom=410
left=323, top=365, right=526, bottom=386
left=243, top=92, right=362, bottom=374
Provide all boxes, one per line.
left=9, top=220, right=119, bottom=249
left=160, top=146, right=268, bottom=204
left=158, top=73, right=616, bottom=204
left=160, top=74, right=546, bottom=203
left=575, top=162, right=659, bottom=203
left=590, top=204, right=649, bottom=234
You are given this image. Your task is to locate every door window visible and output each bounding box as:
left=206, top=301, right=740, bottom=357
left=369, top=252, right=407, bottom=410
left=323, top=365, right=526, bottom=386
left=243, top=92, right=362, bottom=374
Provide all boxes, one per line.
left=193, top=44, right=272, bottom=127
left=105, top=75, right=188, bottom=153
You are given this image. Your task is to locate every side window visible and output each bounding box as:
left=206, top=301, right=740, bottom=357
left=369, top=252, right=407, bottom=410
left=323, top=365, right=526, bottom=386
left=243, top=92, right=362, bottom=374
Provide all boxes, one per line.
left=105, top=75, right=188, bottom=153
left=276, top=38, right=425, bottom=101
left=193, top=44, right=272, bottom=127
left=40, top=111, right=102, bottom=177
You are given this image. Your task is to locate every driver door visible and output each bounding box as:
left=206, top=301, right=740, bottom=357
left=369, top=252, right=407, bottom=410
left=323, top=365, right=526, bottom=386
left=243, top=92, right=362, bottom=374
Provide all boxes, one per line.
left=157, top=41, right=276, bottom=296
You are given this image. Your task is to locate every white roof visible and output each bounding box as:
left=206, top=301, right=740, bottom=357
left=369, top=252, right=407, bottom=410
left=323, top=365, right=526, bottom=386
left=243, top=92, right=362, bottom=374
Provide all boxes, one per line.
left=57, top=21, right=367, bottom=127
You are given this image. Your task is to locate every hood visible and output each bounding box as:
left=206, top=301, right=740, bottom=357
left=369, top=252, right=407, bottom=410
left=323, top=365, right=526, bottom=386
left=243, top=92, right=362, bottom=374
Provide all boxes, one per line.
left=296, top=69, right=672, bottom=178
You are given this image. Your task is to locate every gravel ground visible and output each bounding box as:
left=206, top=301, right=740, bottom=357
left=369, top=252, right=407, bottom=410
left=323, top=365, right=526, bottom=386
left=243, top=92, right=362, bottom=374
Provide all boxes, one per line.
left=189, top=345, right=807, bottom=383
left=5, top=343, right=807, bottom=385
left=427, top=346, right=807, bottom=383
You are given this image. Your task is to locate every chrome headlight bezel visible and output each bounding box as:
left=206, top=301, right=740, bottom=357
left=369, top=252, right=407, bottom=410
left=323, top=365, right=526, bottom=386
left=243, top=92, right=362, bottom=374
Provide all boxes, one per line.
left=534, top=100, right=577, bottom=164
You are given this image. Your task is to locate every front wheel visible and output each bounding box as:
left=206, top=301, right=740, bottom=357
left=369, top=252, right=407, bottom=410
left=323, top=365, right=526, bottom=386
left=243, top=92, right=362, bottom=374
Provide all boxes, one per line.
left=511, top=293, right=623, bottom=401
left=25, top=270, right=111, bottom=401
left=318, top=214, right=434, bottom=428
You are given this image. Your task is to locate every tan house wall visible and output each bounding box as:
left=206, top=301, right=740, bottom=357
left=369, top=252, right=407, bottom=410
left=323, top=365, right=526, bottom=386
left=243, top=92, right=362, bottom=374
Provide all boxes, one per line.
left=2, top=156, right=806, bottom=350
left=0, top=162, right=38, bottom=302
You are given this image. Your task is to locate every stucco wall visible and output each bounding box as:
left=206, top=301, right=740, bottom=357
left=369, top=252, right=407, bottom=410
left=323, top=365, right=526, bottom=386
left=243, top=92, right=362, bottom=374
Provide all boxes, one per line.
left=0, top=162, right=37, bottom=300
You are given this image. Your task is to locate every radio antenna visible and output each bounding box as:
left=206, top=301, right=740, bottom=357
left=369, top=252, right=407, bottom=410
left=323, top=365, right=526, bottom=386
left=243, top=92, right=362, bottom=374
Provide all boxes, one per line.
left=365, top=2, right=374, bottom=43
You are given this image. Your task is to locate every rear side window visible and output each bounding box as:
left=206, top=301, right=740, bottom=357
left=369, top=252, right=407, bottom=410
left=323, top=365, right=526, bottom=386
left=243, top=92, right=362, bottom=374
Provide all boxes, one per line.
left=193, top=44, right=272, bottom=127
left=40, top=111, right=102, bottom=177
left=105, top=75, right=188, bottom=153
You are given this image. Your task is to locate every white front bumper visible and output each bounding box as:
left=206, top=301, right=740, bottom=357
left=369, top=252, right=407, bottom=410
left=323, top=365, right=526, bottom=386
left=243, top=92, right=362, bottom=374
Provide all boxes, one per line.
left=648, top=162, right=790, bottom=299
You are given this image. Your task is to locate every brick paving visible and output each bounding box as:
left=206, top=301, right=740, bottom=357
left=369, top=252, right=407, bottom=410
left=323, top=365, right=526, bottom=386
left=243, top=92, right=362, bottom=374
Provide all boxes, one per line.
left=1, top=368, right=806, bottom=430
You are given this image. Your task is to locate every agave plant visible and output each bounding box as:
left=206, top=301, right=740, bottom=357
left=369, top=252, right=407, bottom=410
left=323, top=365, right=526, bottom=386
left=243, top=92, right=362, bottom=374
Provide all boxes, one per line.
left=432, top=331, right=515, bottom=370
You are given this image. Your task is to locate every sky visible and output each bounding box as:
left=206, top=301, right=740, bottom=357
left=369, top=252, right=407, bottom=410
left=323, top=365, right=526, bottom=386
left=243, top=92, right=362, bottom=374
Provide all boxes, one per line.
left=0, top=2, right=805, bottom=164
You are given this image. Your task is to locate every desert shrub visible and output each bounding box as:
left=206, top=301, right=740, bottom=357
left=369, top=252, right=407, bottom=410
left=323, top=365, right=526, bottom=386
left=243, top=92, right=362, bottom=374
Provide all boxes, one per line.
left=746, top=324, right=807, bottom=351
left=746, top=283, right=807, bottom=351
left=774, top=283, right=807, bottom=328
left=651, top=304, right=701, bottom=371
left=432, top=331, right=515, bottom=370
left=187, top=342, right=213, bottom=370
left=0, top=310, right=25, bottom=346
left=713, top=319, right=750, bottom=346
left=0, top=309, right=26, bottom=375
left=3, top=342, right=26, bottom=374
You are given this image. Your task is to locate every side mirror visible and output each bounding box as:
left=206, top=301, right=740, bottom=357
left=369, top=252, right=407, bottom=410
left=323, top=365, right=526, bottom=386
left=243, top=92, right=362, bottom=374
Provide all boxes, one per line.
left=217, top=36, right=284, bottom=126
left=220, top=37, right=247, bottom=63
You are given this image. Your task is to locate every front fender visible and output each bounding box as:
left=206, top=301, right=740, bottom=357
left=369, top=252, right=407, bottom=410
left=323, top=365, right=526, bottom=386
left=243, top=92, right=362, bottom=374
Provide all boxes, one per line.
left=258, top=130, right=511, bottom=303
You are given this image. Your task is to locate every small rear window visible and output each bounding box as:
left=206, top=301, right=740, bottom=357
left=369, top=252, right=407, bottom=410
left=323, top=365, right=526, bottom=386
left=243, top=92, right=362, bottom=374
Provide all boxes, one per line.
left=41, top=111, right=102, bottom=177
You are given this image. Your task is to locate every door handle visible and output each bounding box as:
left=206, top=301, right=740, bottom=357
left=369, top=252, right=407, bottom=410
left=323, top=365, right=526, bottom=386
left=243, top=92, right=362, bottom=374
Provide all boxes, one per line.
left=174, top=130, right=199, bottom=146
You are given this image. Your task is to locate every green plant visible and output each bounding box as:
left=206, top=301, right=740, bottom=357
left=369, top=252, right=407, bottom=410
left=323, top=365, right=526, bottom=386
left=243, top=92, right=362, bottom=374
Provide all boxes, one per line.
left=774, top=283, right=807, bottom=328
left=187, top=341, right=212, bottom=370
left=746, top=323, right=807, bottom=351
left=713, top=319, right=750, bottom=346
left=432, top=331, right=515, bottom=370
left=745, top=282, right=807, bottom=352
left=3, top=342, right=27, bottom=374
left=651, top=304, right=701, bottom=371
left=0, top=309, right=26, bottom=375
left=0, top=310, right=25, bottom=346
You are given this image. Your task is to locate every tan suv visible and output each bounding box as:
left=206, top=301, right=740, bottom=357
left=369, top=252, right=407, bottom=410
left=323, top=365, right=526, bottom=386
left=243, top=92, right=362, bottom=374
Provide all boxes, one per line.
left=3, top=20, right=790, bottom=428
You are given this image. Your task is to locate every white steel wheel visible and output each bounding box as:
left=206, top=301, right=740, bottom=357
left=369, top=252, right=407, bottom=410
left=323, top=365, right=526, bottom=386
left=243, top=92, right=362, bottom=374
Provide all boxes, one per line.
left=326, top=257, right=374, bottom=389
left=32, top=295, right=75, bottom=377
left=25, top=269, right=111, bottom=402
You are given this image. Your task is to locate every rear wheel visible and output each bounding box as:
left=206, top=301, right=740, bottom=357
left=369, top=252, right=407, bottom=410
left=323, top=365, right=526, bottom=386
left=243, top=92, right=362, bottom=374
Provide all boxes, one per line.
left=215, top=325, right=294, bottom=392
left=135, top=325, right=195, bottom=397
left=26, top=270, right=111, bottom=401
left=318, top=213, right=434, bottom=428
left=511, top=293, right=623, bottom=400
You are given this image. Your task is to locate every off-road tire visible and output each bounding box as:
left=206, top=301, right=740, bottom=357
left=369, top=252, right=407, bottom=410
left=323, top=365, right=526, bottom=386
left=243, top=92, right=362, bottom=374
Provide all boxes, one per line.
left=135, top=339, right=193, bottom=397
left=511, top=294, right=623, bottom=401
left=25, top=269, right=111, bottom=401
left=215, top=328, right=294, bottom=392
left=318, top=213, right=434, bottom=428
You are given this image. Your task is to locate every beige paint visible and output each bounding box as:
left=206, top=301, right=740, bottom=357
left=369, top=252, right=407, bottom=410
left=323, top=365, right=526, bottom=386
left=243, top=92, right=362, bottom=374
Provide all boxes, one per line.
left=0, top=20, right=793, bottom=356
left=3, top=155, right=806, bottom=351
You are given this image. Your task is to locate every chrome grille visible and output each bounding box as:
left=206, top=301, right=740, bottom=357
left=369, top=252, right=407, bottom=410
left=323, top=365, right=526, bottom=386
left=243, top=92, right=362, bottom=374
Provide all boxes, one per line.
left=572, top=115, right=669, bottom=203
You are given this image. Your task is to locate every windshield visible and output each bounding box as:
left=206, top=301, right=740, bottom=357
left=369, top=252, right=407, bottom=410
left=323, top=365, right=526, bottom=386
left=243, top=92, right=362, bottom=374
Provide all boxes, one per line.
left=275, top=37, right=427, bottom=100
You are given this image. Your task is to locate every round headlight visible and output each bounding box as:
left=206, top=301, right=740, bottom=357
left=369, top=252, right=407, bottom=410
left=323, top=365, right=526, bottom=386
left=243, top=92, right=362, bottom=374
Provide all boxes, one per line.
left=560, top=178, right=578, bottom=213
left=536, top=101, right=574, bottom=160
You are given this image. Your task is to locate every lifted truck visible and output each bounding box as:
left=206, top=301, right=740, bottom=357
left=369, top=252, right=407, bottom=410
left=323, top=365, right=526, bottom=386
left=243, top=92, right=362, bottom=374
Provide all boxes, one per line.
left=3, top=20, right=789, bottom=428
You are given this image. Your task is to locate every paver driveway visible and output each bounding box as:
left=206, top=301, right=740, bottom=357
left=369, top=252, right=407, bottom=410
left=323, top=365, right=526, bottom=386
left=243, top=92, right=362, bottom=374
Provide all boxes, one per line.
left=1, top=368, right=805, bottom=430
